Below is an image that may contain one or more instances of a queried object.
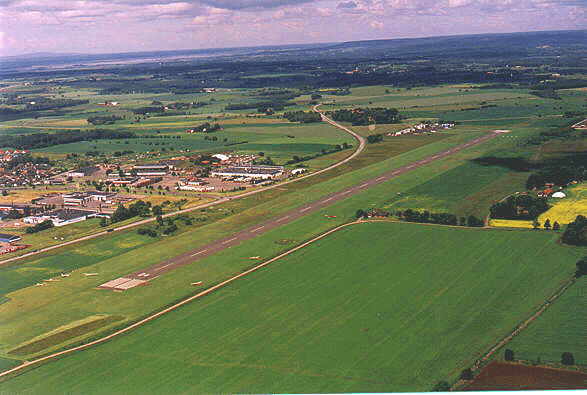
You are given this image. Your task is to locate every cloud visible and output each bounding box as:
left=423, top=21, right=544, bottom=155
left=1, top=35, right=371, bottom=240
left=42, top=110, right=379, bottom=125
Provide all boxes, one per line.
left=337, top=1, right=357, bottom=8
left=197, top=0, right=314, bottom=10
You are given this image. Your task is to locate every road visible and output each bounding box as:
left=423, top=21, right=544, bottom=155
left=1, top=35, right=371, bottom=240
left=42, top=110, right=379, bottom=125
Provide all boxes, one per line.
left=0, top=105, right=365, bottom=267
left=101, top=128, right=501, bottom=289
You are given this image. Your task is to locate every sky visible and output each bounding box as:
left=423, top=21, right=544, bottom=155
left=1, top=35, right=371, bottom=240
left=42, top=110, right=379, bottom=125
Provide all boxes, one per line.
left=0, top=0, right=585, bottom=56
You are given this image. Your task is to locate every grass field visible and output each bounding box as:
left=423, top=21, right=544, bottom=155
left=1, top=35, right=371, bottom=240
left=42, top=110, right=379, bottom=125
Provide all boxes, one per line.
left=505, top=278, right=586, bottom=366
left=0, top=222, right=583, bottom=393
left=0, top=130, right=500, bottom=358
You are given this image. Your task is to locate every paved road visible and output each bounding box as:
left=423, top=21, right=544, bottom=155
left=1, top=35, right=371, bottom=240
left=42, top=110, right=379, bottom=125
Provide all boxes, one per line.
left=0, top=105, right=365, bottom=267
left=104, top=129, right=501, bottom=288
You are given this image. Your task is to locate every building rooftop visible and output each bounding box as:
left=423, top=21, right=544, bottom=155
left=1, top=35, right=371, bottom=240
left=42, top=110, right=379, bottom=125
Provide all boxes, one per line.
left=49, top=209, right=97, bottom=221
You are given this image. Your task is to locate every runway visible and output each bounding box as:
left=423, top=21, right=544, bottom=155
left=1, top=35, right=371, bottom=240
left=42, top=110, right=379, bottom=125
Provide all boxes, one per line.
left=100, top=130, right=501, bottom=290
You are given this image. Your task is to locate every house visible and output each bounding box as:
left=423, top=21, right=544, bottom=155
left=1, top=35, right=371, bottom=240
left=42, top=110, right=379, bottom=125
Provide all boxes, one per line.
left=0, top=233, right=22, bottom=243
left=67, top=166, right=99, bottom=178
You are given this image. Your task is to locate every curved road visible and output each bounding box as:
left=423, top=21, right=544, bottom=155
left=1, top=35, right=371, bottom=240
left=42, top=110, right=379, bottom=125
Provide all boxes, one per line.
left=0, top=105, right=364, bottom=267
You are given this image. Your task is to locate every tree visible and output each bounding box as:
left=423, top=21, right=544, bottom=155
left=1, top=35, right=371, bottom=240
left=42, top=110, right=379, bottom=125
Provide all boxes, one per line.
left=152, top=205, right=163, bottom=216
left=99, top=217, right=108, bottom=227
left=467, top=215, right=484, bottom=227
left=553, top=221, right=561, bottom=231
left=575, top=257, right=587, bottom=277
left=355, top=209, right=366, bottom=219
left=432, top=381, right=451, bottom=392
left=1, top=190, right=7, bottom=196
left=562, top=215, right=587, bottom=246
left=504, top=349, right=515, bottom=361
left=561, top=352, right=575, bottom=366
left=460, top=368, right=473, bottom=380
left=111, top=204, right=131, bottom=223
left=544, top=219, right=551, bottom=230
left=532, top=220, right=540, bottom=229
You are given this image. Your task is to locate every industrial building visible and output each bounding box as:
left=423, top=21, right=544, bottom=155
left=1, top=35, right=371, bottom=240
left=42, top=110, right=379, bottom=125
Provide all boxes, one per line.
left=211, top=165, right=284, bottom=180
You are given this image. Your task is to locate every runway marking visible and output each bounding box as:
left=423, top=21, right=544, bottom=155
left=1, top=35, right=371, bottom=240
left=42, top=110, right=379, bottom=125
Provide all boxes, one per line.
left=300, top=207, right=312, bottom=212
left=376, top=177, right=385, bottom=181
left=222, top=238, right=236, bottom=245
left=251, top=226, right=265, bottom=232
left=341, top=190, right=351, bottom=195
left=323, top=197, right=333, bottom=202
left=277, top=215, right=291, bottom=222
left=190, top=249, right=208, bottom=257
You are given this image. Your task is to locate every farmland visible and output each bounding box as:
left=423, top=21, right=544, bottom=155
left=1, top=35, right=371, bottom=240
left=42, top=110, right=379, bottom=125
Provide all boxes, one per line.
left=0, top=80, right=584, bottom=361
left=0, top=222, right=583, bottom=393
left=1, top=30, right=587, bottom=392
left=505, top=278, right=587, bottom=365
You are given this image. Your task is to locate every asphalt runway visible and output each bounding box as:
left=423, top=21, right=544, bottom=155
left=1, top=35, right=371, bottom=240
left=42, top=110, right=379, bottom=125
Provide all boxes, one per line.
left=101, top=130, right=501, bottom=290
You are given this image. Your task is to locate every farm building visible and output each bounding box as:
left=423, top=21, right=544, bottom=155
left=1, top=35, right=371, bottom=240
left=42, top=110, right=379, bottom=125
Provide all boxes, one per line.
left=0, top=233, right=22, bottom=243
left=211, top=165, right=284, bottom=180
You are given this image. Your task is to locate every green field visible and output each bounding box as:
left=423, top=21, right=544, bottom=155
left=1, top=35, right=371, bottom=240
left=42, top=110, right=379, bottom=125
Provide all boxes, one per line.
left=0, top=130, right=502, bottom=358
left=0, top=222, right=583, bottom=393
left=505, top=278, right=586, bottom=365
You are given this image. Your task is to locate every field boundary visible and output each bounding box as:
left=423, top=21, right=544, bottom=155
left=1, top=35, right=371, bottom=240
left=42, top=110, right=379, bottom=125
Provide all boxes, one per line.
left=0, top=105, right=365, bottom=267
left=0, top=220, right=361, bottom=379
left=452, top=274, right=580, bottom=390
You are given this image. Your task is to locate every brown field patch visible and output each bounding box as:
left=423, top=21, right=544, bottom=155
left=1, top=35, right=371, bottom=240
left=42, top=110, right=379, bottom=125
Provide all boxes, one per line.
left=466, top=361, right=587, bottom=391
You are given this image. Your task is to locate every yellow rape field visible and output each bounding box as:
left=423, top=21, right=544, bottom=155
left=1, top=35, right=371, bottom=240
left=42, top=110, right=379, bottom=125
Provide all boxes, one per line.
left=489, top=219, right=534, bottom=229
left=538, top=184, right=587, bottom=225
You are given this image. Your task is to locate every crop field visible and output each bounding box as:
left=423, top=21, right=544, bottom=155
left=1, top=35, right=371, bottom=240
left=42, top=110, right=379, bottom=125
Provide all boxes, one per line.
left=505, top=278, right=587, bottom=365
left=0, top=222, right=583, bottom=393
left=382, top=161, right=513, bottom=216
left=538, top=183, right=587, bottom=225
left=32, top=121, right=354, bottom=167
left=0, top=130, right=499, bottom=358
left=466, top=361, right=587, bottom=391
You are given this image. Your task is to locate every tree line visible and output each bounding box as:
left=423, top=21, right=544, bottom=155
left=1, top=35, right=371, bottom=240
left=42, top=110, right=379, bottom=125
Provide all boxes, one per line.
left=328, top=108, right=401, bottom=126
left=87, top=115, right=123, bottom=125
left=0, top=129, right=136, bottom=150
left=356, top=208, right=485, bottom=227
left=283, top=111, right=322, bottom=123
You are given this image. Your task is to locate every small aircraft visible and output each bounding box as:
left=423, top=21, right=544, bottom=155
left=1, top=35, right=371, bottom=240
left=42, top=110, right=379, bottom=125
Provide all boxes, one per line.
left=35, top=283, right=46, bottom=287
left=60, top=273, right=71, bottom=277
